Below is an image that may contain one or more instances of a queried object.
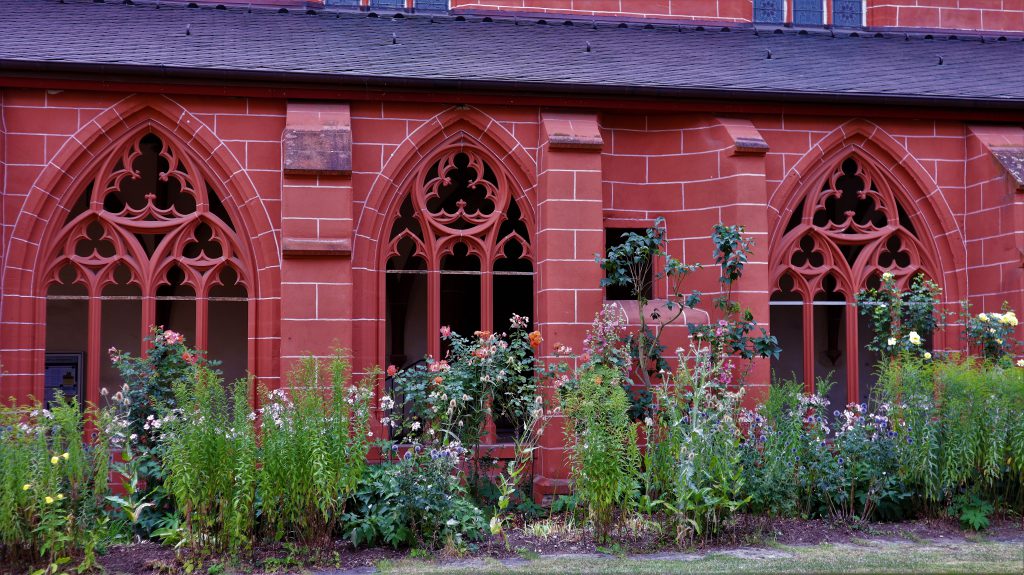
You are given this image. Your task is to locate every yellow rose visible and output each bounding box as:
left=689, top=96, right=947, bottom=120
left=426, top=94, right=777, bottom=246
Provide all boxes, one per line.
left=924, top=352, right=932, bottom=360
left=55, top=494, right=64, bottom=501
left=22, top=484, right=31, bottom=491
left=996, top=339, right=1003, bottom=345
left=882, top=272, right=894, bottom=281
left=50, top=456, right=59, bottom=465
left=908, top=331, right=922, bottom=346
left=978, top=313, right=989, bottom=322
left=44, top=496, right=54, bottom=505
left=61, top=452, right=69, bottom=460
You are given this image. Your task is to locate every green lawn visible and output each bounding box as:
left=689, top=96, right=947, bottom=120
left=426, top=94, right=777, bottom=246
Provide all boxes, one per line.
left=373, top=538, right=1024, bottom=574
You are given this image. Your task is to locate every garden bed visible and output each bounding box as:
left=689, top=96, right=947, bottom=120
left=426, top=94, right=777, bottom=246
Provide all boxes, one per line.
left=68, top=515, right=1023, bottom=575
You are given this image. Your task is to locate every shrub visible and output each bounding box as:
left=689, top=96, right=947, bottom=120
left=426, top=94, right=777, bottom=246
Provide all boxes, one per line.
left=823, top=402, right=911, bottom=521
left=386, top=316, right=538, bottom=450
left=647, top=345, right=748, bottom=544
left=560, top=364, right=640, bottom=544
left=158, top=351, right=377, bottom=551
left=0, top=396, right=117, bottom=569
left=109, top=327, right=213, bottom=536
left=962, top=306, right=1018, bottom=361
left=258, top=355, right=377, bottom=545
left=161, top=366, right=256, bottom=553
left=855, top=272, right=943, bottom=359
left=739, top=377, right=809, bottom=517
left=741, top=377, right=916, bottom=523
left=343, top=442, right=486, bottom=550
left=875, top=356, right=1024, bottom=514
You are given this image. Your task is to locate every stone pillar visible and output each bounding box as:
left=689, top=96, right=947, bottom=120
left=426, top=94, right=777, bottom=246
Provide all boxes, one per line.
left=965, top=126, right=1024, bottom=342
left=713, top=118, right=771, bottom=404
left=533, top=112, right=605, bottom=502
left=279, top=102, right=354, bottom=380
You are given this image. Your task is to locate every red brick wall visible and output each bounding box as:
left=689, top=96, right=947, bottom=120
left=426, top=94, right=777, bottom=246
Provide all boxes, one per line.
left=869, top=0, right=1024, bottom=32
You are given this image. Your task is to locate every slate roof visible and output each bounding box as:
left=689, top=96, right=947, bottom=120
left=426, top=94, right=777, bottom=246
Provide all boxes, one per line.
left=0, top=0, right=1022, bottom=108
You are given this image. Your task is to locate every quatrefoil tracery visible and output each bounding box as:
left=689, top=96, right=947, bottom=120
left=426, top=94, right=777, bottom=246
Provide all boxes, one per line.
left=387, top=148, right=532, bottom=271
left=774, top=156, right=930, bottom=299
left=45, top=132, right=248, bottom=297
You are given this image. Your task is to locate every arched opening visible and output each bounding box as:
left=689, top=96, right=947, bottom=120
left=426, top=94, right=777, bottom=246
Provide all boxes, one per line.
left=770, top=155, right=933, bottom=409
left=42, top=130, right=251, bottom=405
left=384, top=147, right=534, bottom=442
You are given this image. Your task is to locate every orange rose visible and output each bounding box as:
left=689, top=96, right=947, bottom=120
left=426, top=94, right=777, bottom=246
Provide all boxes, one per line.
left=528, top=331, right=543, bottom=349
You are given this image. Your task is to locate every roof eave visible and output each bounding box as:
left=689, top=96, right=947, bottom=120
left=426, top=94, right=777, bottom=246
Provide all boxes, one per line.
left=0, top=59, right=1021, bottom=111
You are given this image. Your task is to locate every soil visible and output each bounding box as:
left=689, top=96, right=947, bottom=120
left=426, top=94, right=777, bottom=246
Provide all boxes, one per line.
left=6, top=515, right=1022, bottom=574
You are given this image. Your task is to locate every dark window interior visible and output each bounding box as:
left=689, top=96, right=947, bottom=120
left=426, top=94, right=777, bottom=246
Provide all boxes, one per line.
left=604, top=228, right=653, bottom=301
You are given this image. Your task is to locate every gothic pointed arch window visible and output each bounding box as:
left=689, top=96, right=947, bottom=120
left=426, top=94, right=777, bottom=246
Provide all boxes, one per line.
left=385, top=147, right=533, bottom=441
left=43, top=131, right=250, bottom=407
left=770, top=156, right=932, bottom=410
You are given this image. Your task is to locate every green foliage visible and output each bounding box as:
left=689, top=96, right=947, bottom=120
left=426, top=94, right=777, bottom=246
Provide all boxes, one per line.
left=961, top=305, right=1018, bottom=361
left=855, top=273, right=943, bottom=358
left=258, top=354, right=377, bottom=545
left=159, top=350, right=377, bottom=552
left=646, top=345, right=749, bottom=545
left=342, top=445, right=486, bottom=550
left=560, top=365, right=640, bottom=544
left=109, top=327, right=213, bottom=536
left=950, top=491, right=993, bottom=531
left=595, top=218, right=702, bottom=389
left=0, top=395, right=116, bottom=568
left=875, top=356, right=1024, bottom=515
left=741, top=377, right=916, bottom=523
left=687, top=224, right=781, bottom=361
left=162, top=367, right=255, bottom=553
left=386, top=316, right=539, bottom=450
left=491, top=402, right=551, bottom=548
left=739, top=377, right=807, bottom=517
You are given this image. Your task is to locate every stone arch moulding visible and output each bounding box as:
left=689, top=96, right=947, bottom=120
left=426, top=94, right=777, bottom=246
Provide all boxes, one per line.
left=767, top=119, right=967, bottom=401
left=0, top=94, right=280, bottom=403
left=769, top=119, right=966, bottom=310
left=351, top=106, right=538, bottom=374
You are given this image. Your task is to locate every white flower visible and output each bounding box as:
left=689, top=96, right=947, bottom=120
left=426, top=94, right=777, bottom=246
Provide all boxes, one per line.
left=978, top=313, right=989, bottom=322
left=446, top=518, right=458, bottom=527
left=887, top=337, right=897, bottom=347
left=923, top=352, right=932, bottom=360
left=1017, top=359, right=1024, bottom=368
left=882, top=272, right=894, bottom=281
left=411, top=421, right=421, bottom=431
left=907, top=331, right=921, bottom=346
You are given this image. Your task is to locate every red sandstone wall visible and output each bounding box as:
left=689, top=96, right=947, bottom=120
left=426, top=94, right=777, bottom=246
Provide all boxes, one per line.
left=187, top=0, right=1024, bottom=32
left=453, top=0, right=1024, bottom=31
left=4, top=87, right=1024, bottom=490
left=0, top=91, right=286, bottom=398
left=0, top=90, right=6, bottom=309
left=3, top=89, right=1023, bottom=407
left=451, top=0, right=750, bottom=21
left=869, top=0, right=1024, bottom=32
